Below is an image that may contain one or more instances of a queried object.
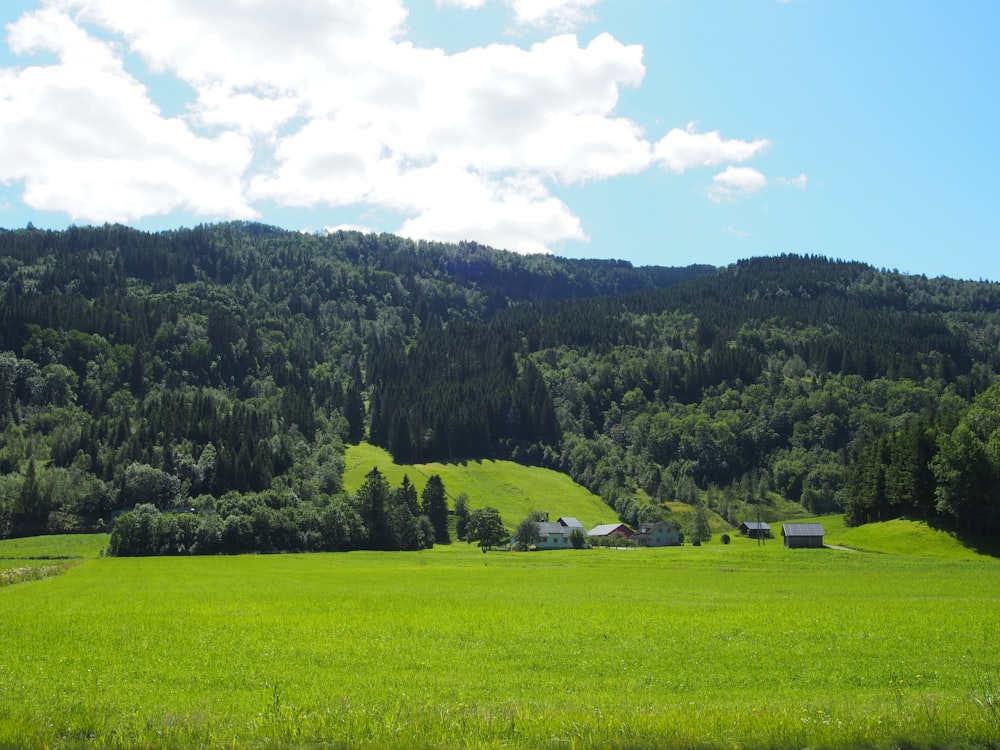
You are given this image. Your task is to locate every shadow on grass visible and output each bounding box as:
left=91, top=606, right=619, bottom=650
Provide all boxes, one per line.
left=965, top=535, right=1000, bottom=558
left=924, top=517, right=1000, bottom=559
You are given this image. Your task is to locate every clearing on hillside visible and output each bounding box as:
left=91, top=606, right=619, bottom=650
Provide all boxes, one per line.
left=344, top=442, right=616, bottom=529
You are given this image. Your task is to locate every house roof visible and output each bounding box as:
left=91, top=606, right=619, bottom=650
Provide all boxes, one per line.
left=782, top=523, right=825, bottom=537
left=637, top=521, right=671, bottom=534
left=557, top=517, right=584, bottom=529
left=536, top=522, right=568, bottom=536
left=741, top=521, right=771, bottom=530
left=588, top=523, right=632, bottom=537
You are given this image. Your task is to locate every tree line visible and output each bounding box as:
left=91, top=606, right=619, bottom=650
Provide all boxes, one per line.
left=842, top=381, right=1000, bottom=537
left=1, top=222, right=701, bottom=541
left=108, top=468, right=452, bottom=556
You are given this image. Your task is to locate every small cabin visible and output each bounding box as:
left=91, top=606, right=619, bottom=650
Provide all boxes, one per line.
left=739, top=521, right=772, bottom=539
left=781, top=523, right=825, bottom=549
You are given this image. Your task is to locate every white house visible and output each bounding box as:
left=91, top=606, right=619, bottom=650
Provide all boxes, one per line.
left=516, top=517, right=587, bottom=549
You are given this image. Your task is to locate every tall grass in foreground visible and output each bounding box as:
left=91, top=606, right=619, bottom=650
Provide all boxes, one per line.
left=1, top=540, right=998, bottom=749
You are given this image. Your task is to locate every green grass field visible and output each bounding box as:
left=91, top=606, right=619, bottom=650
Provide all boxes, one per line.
left=0, top=533, right=109, bottom=560
left=1, top=526, right=999, bottom=749
left=344, top=442, right=617, bottom=530
left=0, top=533, right=108, bottom=582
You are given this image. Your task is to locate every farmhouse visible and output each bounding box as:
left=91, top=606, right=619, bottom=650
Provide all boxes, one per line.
left=781, top=522, right=825, bottom=548
left=739, top=521, right=772, bottom=539
left=515, top=517, right=586, bottom=549
left=587, top=523, right=633, bottom=540
left=633, top=521, right=680, bottom=547
left=533, top=522, right=574, bottom=549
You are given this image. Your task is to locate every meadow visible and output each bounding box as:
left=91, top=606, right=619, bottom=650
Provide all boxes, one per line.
left=0, top=532, right=998, bottom=750
left=343, top=442, right=617, bottom=530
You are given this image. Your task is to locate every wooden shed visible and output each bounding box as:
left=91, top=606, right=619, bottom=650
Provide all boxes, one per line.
left=781, top=523, right=825, bottom=549
left=739, top=521, right=772, bottom=539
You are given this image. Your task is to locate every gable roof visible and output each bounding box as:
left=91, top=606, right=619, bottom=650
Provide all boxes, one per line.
left=557, top=517, right=584, bottom=529
left=637, top=521, right=673, bottom=534
left=781, top=523, right=825, bottom=537
left=588, top=523, right=632, bottom=537
left=536, top=522, right=568, bottom=536
left=741, top=521, right=771, bottom=531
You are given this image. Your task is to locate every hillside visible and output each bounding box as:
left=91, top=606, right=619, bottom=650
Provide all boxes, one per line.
left=1, top=223, right=1000, bottom=552
left=344, top=442, right=616, bottom=531
left=822, top=516, right=991, bottom=560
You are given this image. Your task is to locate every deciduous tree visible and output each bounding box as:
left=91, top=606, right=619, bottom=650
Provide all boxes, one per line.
left=467, top=506, right=507, bottom=553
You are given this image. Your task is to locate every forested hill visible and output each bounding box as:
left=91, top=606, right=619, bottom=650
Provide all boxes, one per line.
left=373, top=254, right=1000, bottom=543
left=0, top=222, right=705, bottom=542
left=1, top=223, right=999, bottom=549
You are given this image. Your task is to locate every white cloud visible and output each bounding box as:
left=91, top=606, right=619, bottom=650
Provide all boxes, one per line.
left=248, top=29, right=645, bottom=249
left=399, top=174, right=587, bottom=255
left=779, top=172, right=808, bottom=190
left=507, top=0, right=600, bottom=31
left=0, top=8, right=254, bottom=222
left=437, top=0, right=600, bottom=31
left=708, top=166, right=768, bottom=203
left=725, top=226, right=751, bottom=239
left=655, top=123, right=770, bottom=174
left=436, top=0, right=489, bottom=8
left=324, top=224, right=377, bottom=235
left=1, top=0, right=776, bottom=253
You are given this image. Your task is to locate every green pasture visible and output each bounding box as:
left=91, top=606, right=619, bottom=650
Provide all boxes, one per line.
left=0, top=533, right=108, bottom=560
left=344, top=442, right=617, bottom=530
left=0, top=533, right=108, bottom=580
left=780, top=515, right=985, bottom=561
left=1, top=530, right=999, bottom=750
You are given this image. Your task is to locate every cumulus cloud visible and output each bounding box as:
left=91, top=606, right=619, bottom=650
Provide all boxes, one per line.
left=655, top=123, right=770, bottom=174
left=708, top=166, right=768, bottom=203
left=507, top=0, right=601, bottom=31
left=0, top=8, right=254, bottom=222
left=437, top=0, right=600, bottom=31
left=1, top=0, right=775, bottom=253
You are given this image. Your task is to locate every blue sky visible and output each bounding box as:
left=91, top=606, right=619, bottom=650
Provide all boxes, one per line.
left=1, top=1, right=997, bottom=280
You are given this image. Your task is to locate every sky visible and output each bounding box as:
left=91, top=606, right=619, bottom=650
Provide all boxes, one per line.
left=1, top=1, right=998, bottom=281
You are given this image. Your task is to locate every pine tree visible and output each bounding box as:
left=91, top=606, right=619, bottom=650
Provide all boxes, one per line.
left=420, top=474, right=450, bottom=544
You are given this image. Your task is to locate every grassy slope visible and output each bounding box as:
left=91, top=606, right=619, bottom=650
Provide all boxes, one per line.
left=771, top=514, right=986, bottom=561
left=343, top=442, right=617, bottom=530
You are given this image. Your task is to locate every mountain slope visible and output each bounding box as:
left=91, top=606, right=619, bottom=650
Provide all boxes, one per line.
left=2, top=225, right=999, bottom=549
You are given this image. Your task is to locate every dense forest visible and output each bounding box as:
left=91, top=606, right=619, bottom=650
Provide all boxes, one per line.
left=1, top=222, right=998, bottom=553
